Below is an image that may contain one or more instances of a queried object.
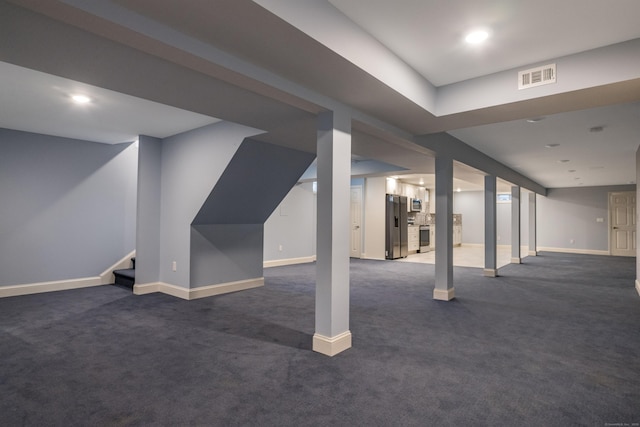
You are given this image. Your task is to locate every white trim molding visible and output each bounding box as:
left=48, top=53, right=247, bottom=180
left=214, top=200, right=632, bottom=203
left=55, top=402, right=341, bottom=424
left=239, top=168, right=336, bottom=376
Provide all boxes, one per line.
left=635, top=279, right=640, bottom=297
left=0, top=250, right=136, bottom=298
left=313, top=330, right=352, bottom=356
left=0, top=276, right=103, bottom=298
left=433, top=287, right=456, bottom=301
left=511, top=257, right=522, bottom=264
left=133, top=277, right=264, bottom=300
left=483, top=268, right=498, bottom=277
left=263, top=256, right=316, bottom=268
left=536, top=247, right=609, bottom=256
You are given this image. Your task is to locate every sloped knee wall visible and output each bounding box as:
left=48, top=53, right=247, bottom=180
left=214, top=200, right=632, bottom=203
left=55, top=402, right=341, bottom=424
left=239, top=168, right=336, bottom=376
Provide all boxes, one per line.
left=191, top=138, right=315, bottom=287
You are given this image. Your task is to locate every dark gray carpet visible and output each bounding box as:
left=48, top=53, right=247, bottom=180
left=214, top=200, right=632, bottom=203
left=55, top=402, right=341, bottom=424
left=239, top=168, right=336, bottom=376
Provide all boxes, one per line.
left=1, top=252, right=639, bottom=426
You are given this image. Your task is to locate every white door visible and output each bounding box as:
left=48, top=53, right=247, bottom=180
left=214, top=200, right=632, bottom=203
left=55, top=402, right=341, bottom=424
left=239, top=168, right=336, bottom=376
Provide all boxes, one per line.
left=350, top=186, right=362, bottom=258
left=610, top=191, right=636, bottom=256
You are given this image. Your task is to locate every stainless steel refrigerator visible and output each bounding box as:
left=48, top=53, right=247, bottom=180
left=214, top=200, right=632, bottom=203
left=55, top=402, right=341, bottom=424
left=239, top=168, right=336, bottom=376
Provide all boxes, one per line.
left=385, top=194, right=408, bottom=259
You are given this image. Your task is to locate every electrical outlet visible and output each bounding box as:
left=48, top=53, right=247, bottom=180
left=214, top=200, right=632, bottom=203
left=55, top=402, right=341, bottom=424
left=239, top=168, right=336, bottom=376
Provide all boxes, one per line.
left=172, top=261, right=177, bottom=271
left=596, top=218, right=604, bottom=223
left=278, top=244, right=283, bottom=252
left=570, top=239, right=575, bottom=244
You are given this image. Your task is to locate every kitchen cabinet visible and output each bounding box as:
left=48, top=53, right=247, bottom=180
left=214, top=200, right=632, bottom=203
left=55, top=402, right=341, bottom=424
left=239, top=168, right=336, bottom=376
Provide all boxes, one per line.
left=453, top=214, right=462, bottom=247
left=408, top=225, right=420, bottom=252
left=428, top=214, right=462, bottom=249
left=453, top=225, right=462, bottom=247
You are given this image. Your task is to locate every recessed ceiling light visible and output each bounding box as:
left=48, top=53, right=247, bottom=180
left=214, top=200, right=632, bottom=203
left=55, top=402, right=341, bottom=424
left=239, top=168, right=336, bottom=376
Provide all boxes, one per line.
left=545, top=143, right=560, bottom=148
left=568, top=170, right=576, bottom=173
left=71, top=94, right=91, bottom=104
left=465, top=30, right=489, bottom=44
left=557, top=159, right=570, bottom=163
left=589, top=126, right=605, bottom=133
left=527, top=117, right=545, bottom=123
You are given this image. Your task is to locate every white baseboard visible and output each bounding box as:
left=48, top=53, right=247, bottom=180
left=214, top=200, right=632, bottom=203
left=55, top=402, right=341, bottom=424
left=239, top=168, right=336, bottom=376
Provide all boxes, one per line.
left=360, top=253, right=385, bottom=260
left=636, top=280, right=640, bottom=297
left=0, top=250, right=136, bottom=298
left=536, top=247, right=609, bottom=256
left=263, top=256, right=316, bottom=268
left=0, top=276, right=103, bottom=298
left=312, top=331, right=352, bottom=356
left=133, top=277, right=264, bottom=300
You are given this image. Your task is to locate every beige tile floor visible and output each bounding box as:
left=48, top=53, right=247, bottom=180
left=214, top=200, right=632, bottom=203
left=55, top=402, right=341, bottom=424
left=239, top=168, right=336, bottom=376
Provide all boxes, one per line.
left=397, top=244, right=523, bottom=268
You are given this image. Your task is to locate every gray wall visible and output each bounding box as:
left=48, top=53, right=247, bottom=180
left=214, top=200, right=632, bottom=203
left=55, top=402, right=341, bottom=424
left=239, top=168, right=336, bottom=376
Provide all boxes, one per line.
left=190, top=137, right=315, bottom=286
left=264, top=182, right=316, bottom=261
left=453, top=191, right=484, bottom=244
left=453, top=186, right=636, bottom=253
left=452, top=191, right=513, bottom=245
left=135, top=135, right=162, bottom=284
left=537, top=185, right=634, bottom=251
left=263, top=177, right=366, bottom=263
left=0, top=128, right=137, bottom=286
left=154, top=122, right=260, bottom=287
left=139, top=121, right=314, bottom=288
left=263, top=182, right=636, bottom=262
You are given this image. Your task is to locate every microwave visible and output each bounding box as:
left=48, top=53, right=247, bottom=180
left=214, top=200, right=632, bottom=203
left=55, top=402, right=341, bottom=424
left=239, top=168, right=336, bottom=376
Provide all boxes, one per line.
left=410, top=198, right=422, bottom=212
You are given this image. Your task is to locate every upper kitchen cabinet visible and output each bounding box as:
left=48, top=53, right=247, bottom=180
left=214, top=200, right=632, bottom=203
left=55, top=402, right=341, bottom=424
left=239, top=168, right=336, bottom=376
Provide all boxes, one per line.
left=385, top=177, right=429, bottom=213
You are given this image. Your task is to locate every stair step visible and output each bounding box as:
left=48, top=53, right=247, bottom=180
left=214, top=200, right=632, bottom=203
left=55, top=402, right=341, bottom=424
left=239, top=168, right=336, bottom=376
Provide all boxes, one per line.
left=113, top=268, right=135, bottom=288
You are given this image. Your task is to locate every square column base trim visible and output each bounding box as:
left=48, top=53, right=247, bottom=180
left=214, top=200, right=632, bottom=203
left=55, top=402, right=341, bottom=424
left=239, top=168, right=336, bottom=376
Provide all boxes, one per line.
left=433, top=287, right=455, bottom=301
left=313, top=331, right=352, bottom=356
left=511, top=257, right=521, bottom=264
left=528, top=250, right=538, bottom=256
left=636, top=280, right=640, bottom=297
left=484, top=268, right=498, bottom=277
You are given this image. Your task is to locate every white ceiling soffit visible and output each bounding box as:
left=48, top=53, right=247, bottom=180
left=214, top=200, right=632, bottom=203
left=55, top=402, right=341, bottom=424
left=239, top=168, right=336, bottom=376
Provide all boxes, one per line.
left=0, top=62, right=221, bottom=144
left=328, top=0, right=640, bottom=87
left=449, top=101, right=640, bottom=188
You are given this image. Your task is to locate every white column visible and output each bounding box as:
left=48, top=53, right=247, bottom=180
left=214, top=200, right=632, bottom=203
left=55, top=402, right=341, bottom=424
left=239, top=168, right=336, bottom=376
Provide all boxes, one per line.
left=313, top=109, right=352, bottom=356
left=528, top=192, right=537, bottom=256
left=433, top=155, right=455, bottom=301
left=511, top=186, right=521, bottom=264
left=636, top=146, right=640, bottom=296
left=484, top=176, right=498, bottom=277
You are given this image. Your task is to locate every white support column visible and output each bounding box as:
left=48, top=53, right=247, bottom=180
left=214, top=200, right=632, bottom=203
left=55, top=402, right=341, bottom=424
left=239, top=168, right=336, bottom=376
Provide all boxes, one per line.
left=528, top=192, right=537, bottom=256
left=484, top=176, right=498, bottom=277
left=635, top=146, right=639, bottom=296
left=313, top=109, right=352, bottom=356
left=433, top=155, right=455, bottom=301
left=511, top=186, right=521, bottom=264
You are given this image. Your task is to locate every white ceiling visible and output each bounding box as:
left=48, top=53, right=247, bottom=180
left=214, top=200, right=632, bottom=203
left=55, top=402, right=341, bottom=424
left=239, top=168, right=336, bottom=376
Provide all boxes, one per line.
left=0, top=61, right=220, bottom=144
left=2, top=0, right=640, bottom=192
left=329, top=0, right=640, bottom=87
left=450, top=101, right=640, bottom=188
left=326, top=0, right=640, bottom=189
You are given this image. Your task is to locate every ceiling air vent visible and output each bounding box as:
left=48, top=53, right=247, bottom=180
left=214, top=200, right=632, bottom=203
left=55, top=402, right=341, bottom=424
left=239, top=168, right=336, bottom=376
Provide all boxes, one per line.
left=518, top=63, right=556, bottom=90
